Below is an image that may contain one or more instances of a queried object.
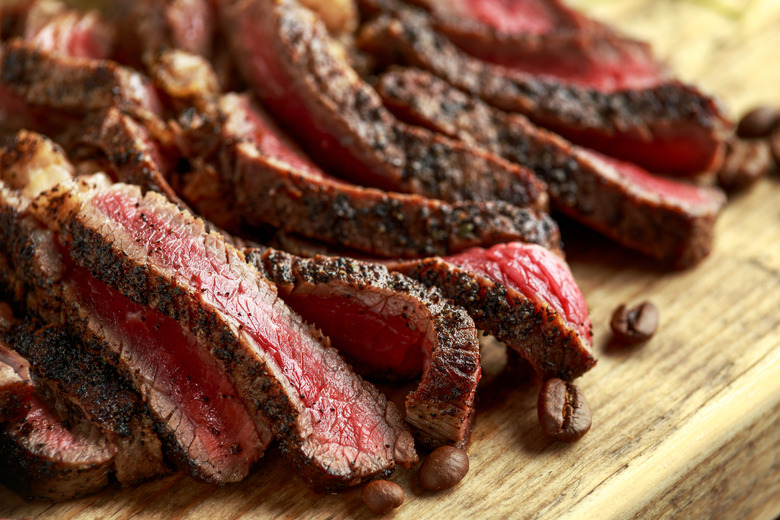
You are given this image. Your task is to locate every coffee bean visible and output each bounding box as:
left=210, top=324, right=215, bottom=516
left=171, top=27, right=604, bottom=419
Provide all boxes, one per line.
left=537, top=378, right=592, bottom=442
left=419, top=446, right=469, bottom=491
left=771, top=129, right=780, bottom=170
left=717, top=137, right=772, bottom=192
left=610, top=301, right=659, bottom=345
left=361, top=480, right=404, bottom=514
left=736, top=106, right=780, bottom=138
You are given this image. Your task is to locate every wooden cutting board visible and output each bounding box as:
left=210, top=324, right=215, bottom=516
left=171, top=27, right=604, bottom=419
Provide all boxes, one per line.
left=3, top=1, right=780, bottom=518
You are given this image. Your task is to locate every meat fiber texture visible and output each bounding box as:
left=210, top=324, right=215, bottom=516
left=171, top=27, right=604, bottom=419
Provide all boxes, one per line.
left=32, top=175, right=418, bottom=490
left=0, top=131, right=267, bottom=486
left=250, top=248, right=481, bottom=449
left=394, top=242, right=596, bottom=381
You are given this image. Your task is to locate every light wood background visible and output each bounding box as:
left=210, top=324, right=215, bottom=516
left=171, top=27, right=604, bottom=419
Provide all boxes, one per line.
left=2, top=1, right=780, bottom=518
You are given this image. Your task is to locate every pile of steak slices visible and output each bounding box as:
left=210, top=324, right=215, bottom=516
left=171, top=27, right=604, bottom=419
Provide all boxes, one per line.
left=0, top=0, right=728, bottom=502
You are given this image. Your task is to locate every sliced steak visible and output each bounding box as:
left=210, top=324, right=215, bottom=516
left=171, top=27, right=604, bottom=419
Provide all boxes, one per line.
left=249, top=249, right=481, bottom=449
left=202, top=93, right=561, bottom=257
left=0, top=340, right=32, bottom=424
left=393, top=242, right=596, bottom=381
left=0, top=393, right=116, bottom=502
left=0, top=133, right=270, bottom=485
left=1, top=39, right=162, bottom=118
left=34, top=176, right=417, bottom=490
left=14, top=325, right=170, bottom=485
left=115, top=0, right=214, bottom=60
left=221, top=0, right=548, bottom=210
left=376, top=69, right=726, bottom=268
left=0, top=336, right=115, bottom=502
left=2, top=0, right=115, bottom=60
left=394, top=0, right=666, bottom=91
left=357, top=7, right=729, bottom=176
left=60, top=107, right=182, bottom=204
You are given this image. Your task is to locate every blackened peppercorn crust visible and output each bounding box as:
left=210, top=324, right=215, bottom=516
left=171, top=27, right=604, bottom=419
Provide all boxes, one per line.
left=357, top=6, right=729, bottom=176
left=394, top=255, right=595, bottom=381
left=248, top=248, right=481, bottom=449
left=376, top=68, right=726, bottom=269
left=220, top=0, right=548, bottom=210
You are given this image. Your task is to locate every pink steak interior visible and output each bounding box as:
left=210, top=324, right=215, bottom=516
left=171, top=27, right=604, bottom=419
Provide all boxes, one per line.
left=457, top=0, right=557, bottom=35
left=70, top=264, right=263, bottom=476
left=95, top=189, right=393, bottom=459
left=578, top=148, right=715, bottom=206
left=447, top=242, right=592, bottom=344
left=281, top=292, right=427, bottom=378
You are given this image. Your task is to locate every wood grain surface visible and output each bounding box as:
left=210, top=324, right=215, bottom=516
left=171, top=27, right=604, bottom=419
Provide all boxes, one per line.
left=2, top=1, right=780, bottom=519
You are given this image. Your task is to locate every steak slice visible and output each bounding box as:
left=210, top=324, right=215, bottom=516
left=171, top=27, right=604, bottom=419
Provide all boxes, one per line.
left=201, top=93, right=561, bottom=257
left=60, top=107, right=182, bottom=204
left=14, top=325, right=170, bottom=485
left=0, top=0, right=115, bottom=60
left=249, top=249, right=481, bottom=449
left=394, top=0, right=666, bottom=91
left=115, top=0, right=214, bottom=61
left=393, top=242, right=596, bottom=381
left=357, top=7, right=729, bottom=176
left=0, top=336, right=115, bottom=502
left=35, top=176, right=417, bottom=490
left=1, top=39, right=162, bottom=118
left=0, top=133, right=269, bottom=485
left=220, top=0, right=548, bottom=210
left=0, top=339, right=32, bottom=424
left=376, top=69, right=727, bottom=268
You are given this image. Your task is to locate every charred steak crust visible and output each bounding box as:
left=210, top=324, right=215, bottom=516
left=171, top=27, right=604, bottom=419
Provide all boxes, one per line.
left=0, top=411, right=114, bottom=502
left=228, top=141, right=561, bottom=258
left=61, top=108, right=182, bottom=204
left=37, top=179, right=417, bottom=490
left=394, top=257, right=596, bottom=381
left=222, top=0, right=548, bottom=210
left=376, top=69, right=726, bottom=268
left=14, top=325, right=170, bottom=485
left=1, top=39, right=160, bottom=118
left=0, top=338, right=115, bottom=502
left=248, top=249, right=481, bottom=449
left=0, top=135, right=267, bottom=485
left=357, top=7, right=728, bottom=175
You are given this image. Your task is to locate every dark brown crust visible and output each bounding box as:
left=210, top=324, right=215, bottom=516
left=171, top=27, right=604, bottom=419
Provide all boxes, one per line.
left=395, top=0, right=666, bottom=86
left=393, top=258, right=596, bottom=381
left=14, top=325, right=170, bottom=486
left=0, top=418, right=114, bottom=502
left=377, top=69, right=727, bottom=268
left=0, top=185, right=241, bottom=484
left=0, top=136, right=265, bottom=485
left=249, top=249, right=481, bottom=449
left=37, top=179, right=417, bottom=490
left=1, top=39, right=159, bottom=118
left=357, top=7, right=729, bottom=175
left=228, top=141, right=561, bottom=258
left=61, top=108, right=181, bottom=202
left=222, top=0, right=548, bottom=209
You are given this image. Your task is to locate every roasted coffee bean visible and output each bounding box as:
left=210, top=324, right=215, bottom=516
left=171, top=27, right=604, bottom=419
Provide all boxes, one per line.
left=361, top=480, right=404, bottom=514
left=419, top=446, right=469, bottom=491
left=537, top=378, right=592, bottom=442
left=610, top=301, right=659, bottom=345
left=771, top=129, right=780, bottom=170
left=736, top=106, right=780, bottom=138
left=717, top=138, right=772, bottom=192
